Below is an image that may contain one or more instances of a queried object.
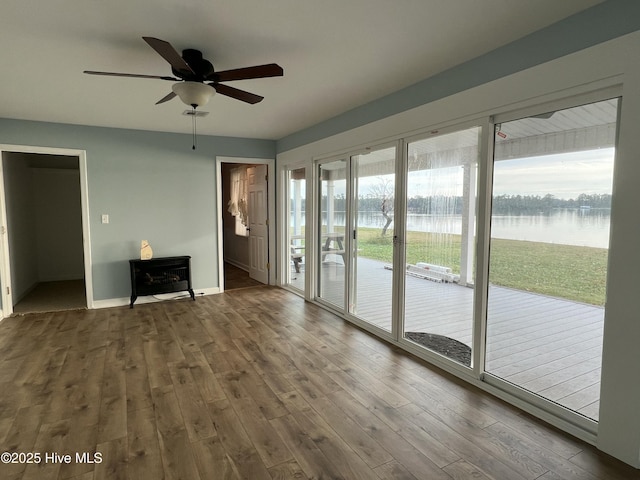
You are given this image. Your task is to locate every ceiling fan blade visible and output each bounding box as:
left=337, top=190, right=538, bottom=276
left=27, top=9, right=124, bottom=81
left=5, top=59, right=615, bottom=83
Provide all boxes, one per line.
left=212, top=83, right=264, bottom=104
left=142, top=36, right=195, bottom=76
left=210, top=63, right=283, bottom=82
left=155, top=91, right=177, bottom=105
left=84, top=70, right=179, bottom=81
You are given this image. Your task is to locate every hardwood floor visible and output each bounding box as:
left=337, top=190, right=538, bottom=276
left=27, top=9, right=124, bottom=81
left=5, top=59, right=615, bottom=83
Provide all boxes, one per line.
left=0, top=287, right=638, bottom=479
left=224, top=262, right=264, bottom=290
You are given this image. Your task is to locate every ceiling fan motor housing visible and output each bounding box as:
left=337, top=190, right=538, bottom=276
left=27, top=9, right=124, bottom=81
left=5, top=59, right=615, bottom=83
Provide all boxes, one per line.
left=173, top=49, right=214, bottom=81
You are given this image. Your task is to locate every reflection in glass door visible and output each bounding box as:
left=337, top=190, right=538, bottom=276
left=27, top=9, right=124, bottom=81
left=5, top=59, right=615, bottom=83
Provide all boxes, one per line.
left=318, top=159, right=347, bottom=309
left=287, top=168, right=306, bottom=292
left=403, top=127, right=480, bottom=367
left=349, top=146, right=396, bottom=331
left=485, top=98, right=619, bottom=421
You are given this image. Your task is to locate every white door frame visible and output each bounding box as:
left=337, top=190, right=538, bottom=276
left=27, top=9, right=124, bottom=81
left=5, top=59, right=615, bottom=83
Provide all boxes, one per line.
left=216, top=156, right=275, bottom=291
left=0, top=144, right=94, bottom=317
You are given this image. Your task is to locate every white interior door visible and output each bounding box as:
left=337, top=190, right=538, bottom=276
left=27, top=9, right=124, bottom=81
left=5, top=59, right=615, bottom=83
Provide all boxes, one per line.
left=248, top=165, right=269, bottom=284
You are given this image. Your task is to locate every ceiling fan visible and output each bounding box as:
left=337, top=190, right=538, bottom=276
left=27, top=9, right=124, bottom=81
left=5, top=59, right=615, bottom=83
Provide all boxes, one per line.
left=84, top=37, right=283, bottom=107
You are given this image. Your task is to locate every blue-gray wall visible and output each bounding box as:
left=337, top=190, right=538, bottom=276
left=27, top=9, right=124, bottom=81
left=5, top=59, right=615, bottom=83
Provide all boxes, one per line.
left=0, top=119, right=275, bottom=301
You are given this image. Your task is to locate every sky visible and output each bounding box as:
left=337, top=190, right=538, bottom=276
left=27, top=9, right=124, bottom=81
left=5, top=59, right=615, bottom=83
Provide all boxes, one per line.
left=363, top=148, right=616, bottom=200
left=493, top=148, right=615, bottom=199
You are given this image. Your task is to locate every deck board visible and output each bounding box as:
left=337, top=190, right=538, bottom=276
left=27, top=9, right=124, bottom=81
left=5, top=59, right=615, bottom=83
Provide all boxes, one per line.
left=292, top=257, right=604, bottom=421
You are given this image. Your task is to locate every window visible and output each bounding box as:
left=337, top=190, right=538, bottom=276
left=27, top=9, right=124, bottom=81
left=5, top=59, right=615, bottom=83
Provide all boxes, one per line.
left=228, top=166, right=249, bottom=237
left=318, top=159, right=348, bottom=309
left=403, top=127, right=481, bottom=367
left=485, top=98, right=619, bottom=421
left=287, top=167, right=306, bottom=291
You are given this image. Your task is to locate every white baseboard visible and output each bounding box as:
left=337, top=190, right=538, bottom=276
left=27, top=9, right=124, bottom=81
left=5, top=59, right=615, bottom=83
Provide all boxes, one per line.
left=91, top=287, right=221, bottom=309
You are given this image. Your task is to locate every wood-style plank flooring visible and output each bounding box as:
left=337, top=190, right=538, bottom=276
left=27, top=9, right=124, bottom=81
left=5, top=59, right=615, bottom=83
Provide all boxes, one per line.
left=1, top=287, right=638, bottom=480
left=224, top=262, right=264, bottom=290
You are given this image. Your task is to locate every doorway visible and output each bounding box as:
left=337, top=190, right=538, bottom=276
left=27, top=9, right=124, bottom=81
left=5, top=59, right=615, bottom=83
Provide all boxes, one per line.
left=0, top=146, right=93, bottom=316
left=216, top=157, right=275, bottom=292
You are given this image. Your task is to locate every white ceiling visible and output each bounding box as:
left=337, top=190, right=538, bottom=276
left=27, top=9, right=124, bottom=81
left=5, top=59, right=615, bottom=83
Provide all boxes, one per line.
left=1, top=0, right=604, bottom=140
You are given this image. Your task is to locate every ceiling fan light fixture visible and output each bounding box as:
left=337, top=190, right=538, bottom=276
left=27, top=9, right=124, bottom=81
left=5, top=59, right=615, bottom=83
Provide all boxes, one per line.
left=172, top=81, right=215, bottom=108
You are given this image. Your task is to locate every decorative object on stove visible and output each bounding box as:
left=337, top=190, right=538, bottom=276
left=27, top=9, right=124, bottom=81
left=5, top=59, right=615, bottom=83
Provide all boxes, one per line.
left=140, top=240, right=153, bottom=260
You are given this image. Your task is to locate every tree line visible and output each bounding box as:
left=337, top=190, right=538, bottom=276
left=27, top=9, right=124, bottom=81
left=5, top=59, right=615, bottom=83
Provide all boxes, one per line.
left=311, top=193, right=612, bottom=215
left=491, top=193, right=611, bottom=214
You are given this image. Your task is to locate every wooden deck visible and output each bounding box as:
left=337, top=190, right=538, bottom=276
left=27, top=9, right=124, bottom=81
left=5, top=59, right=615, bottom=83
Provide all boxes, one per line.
left=291, top=257, right=604, bottom=421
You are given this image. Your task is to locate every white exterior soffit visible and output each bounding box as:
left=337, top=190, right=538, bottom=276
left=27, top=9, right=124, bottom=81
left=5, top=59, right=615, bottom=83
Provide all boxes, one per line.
left=494, top=99, right=618, bottom=161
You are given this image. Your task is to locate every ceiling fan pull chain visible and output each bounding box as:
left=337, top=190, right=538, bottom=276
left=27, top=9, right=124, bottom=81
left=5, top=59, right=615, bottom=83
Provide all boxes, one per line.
left=192, top=106, right=197, bottom=150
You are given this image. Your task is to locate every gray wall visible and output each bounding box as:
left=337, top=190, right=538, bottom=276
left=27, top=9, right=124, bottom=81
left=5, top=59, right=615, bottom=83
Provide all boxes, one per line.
left=0, top=120, right=275, bottom=301
left=2, top=153, right=38, bottom=300
left=32, top=167, right=84, bottom=282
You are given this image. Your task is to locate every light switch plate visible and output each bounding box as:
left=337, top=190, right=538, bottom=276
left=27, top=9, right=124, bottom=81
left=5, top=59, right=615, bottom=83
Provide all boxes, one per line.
left=101, top=214, right=109, bottom=224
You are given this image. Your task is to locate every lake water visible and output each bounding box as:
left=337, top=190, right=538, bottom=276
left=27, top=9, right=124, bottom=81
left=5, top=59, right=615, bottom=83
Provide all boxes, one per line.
left=314, top=209, right=611, bottom=248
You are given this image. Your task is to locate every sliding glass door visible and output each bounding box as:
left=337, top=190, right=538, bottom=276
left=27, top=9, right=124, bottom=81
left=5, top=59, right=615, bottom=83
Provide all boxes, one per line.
left=485, top=98, right=619, bottom=421
left=350, top=146, right=396, bottom=331
left=286, top=167, right=306, bottom=292
left=316, top=132, right=480, bottom=352
left=402, top=127, right=480, bottom=367
left=318, top=159, right=348, bottom=309
left=317, top=146, right=397, bottom=332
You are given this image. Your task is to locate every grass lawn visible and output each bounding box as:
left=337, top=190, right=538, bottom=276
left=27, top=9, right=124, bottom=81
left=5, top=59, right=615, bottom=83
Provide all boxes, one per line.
left=356, top=227, right=607, bottom=306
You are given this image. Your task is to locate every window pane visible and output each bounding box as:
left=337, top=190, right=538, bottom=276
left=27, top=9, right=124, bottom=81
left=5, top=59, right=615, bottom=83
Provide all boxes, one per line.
left=403, top=126, right=480, bottom=367
left=350, top=146, right=396, bottom=331
left=486, top=98, right=618, bottom=421
left=288, top=168, right=306, bottom=291
left=318, top=160, right=347, bottom=309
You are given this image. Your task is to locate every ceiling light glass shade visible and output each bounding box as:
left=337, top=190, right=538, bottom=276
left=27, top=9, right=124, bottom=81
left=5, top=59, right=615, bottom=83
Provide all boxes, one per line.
left=172, top=82, right=215, bottom=108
